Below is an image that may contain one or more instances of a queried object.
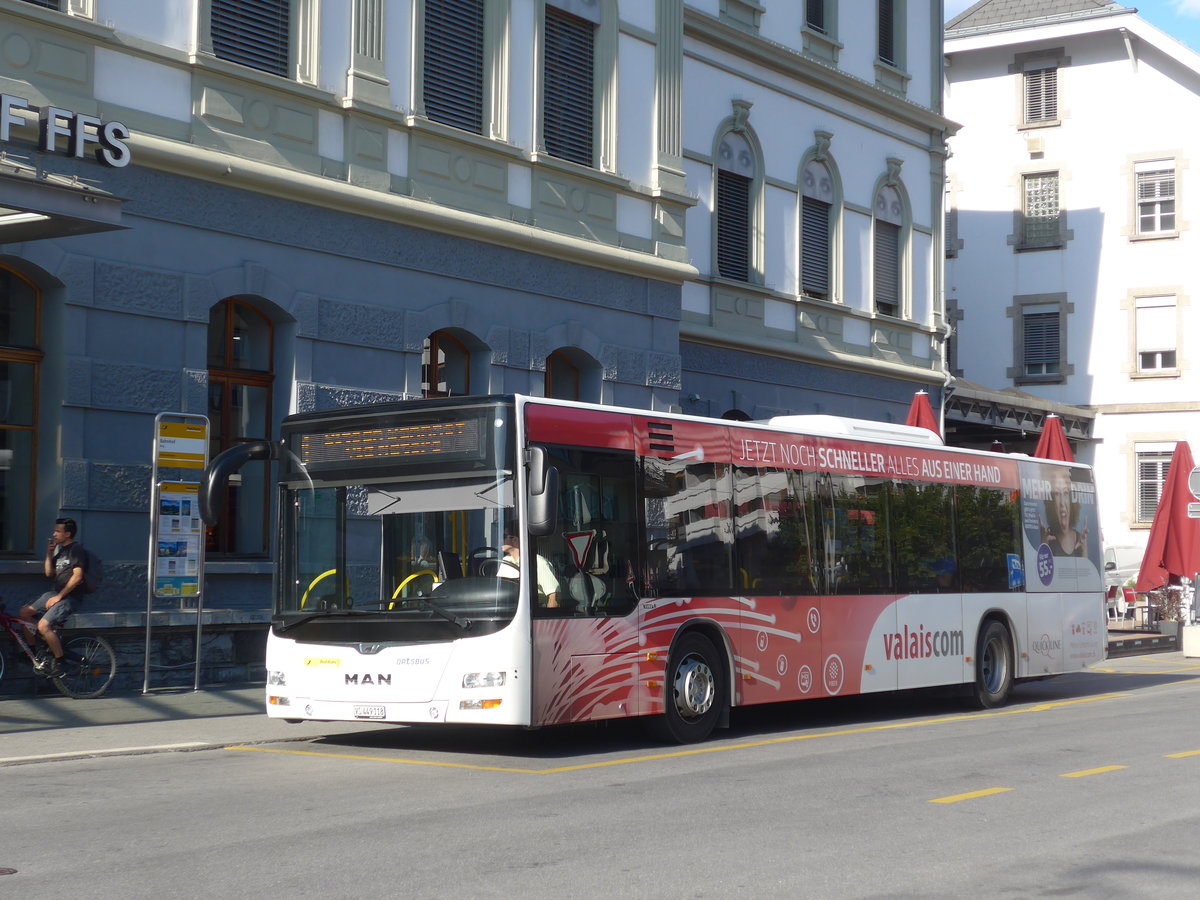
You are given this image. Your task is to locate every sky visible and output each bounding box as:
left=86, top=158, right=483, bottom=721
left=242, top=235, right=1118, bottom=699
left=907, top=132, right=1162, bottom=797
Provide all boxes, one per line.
left=944, top=0, right=1200, bottom=52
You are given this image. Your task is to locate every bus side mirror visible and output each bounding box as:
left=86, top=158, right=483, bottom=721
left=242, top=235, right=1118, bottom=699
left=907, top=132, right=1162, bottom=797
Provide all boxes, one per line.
left=527, top=446, right=558, bottom=537
left=200, top=440, right=283, bottom=525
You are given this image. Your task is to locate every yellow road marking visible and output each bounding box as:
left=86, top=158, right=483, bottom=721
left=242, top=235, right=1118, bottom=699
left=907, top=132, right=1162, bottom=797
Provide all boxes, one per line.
left=225, top=693, right=1127, bottom=774
left=1166, top=749, right=1200, bottom=759
left=929, top=787, right=1012, bottom=804
left=1061, top=765, right=1127, bottom=778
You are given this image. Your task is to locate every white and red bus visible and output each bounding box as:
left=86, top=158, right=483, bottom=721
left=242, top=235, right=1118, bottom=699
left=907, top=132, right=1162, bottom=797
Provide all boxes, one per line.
left=200, top=394, right=1105, bottom=742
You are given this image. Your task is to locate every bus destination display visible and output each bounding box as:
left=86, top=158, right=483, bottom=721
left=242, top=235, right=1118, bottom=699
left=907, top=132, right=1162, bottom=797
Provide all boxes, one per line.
left=298, top=418, right=484, bottom=468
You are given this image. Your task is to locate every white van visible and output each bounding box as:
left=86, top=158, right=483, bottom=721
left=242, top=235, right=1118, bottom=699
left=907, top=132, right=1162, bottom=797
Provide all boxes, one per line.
left=1103, top=545, right=1144, bottom=589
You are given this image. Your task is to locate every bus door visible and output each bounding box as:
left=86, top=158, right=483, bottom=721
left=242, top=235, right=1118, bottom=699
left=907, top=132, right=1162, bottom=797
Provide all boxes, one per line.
left=527, top=442, right=643, bottom=725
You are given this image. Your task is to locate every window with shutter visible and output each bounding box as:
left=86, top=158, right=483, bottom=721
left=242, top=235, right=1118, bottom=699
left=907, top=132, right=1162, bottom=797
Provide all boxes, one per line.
left=873, top=185, right=902, bottom=316
left=1136, top=164, right=1175, bottom=235
left=424, top=0, right=485, bottom=134
left=802, top=197, right=831, bottom=298
left=1024, top=65, right=1058, bottom=124
left=543, top=6, right=595, bottom=167
left=877, top=0, right=895, bottom=66
left=717, top=171, right=751, bottom=281
left=806, top=0, right=825, bottom=33
left=1136, top=449, right=1173, bottom=523
left=1023, top=309, right=1060, bottom=376
left=874, top=222, right=899, bottom=316
left=1023, top=173, right=1060, bottom=246
left=211, top=0, right=290, bottom=78
left=800, top=159, right=833, bottom=298
left=1135, top=296, right=1177, bottom=372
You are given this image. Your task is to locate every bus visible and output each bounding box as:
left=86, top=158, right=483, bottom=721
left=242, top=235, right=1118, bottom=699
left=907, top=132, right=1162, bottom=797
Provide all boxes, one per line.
left=199, top=394, right=1105, bottom=743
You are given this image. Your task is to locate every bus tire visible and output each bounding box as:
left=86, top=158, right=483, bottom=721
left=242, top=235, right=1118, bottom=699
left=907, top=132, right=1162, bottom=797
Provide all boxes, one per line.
left=971, top=620, right=1013, bottom=709
left=651, top=632, right=723, bottom=744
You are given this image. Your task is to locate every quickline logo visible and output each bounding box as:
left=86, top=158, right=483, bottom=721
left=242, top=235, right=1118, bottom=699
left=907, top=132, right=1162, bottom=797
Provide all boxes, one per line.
left=882, top=625, right=965, bottom=660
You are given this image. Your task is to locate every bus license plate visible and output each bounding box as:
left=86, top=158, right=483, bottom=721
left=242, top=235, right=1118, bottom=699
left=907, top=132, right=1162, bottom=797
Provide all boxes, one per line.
left=354, top=705, right=386, bottom=719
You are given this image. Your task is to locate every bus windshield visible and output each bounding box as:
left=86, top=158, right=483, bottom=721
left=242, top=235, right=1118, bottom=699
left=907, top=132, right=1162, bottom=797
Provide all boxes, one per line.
left=277, top=402, right=520, bottom=641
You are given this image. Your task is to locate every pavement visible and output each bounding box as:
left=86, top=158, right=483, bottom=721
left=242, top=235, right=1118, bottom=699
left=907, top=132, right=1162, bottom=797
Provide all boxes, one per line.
left=0, top=684, right=376, bottom=767
left=1, top=638, right=1193, bottom=767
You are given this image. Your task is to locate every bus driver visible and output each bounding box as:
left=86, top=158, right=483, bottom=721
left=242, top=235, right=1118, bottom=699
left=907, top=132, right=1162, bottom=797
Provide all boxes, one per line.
left=499, top=535, right=560, bottom=608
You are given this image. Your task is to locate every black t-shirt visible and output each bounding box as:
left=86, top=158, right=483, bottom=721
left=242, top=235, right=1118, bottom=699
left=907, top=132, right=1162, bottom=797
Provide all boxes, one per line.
left=52, top=542, right=86, bottom=597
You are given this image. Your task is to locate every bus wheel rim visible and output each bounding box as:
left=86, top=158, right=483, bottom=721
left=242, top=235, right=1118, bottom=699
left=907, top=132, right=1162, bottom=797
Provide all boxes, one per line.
left=981, top=637, right=1004, bottom=692
left=673, top=655, right=715, bottom=720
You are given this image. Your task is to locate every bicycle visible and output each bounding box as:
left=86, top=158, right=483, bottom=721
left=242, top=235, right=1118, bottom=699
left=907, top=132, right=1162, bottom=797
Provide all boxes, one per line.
left=0, top=600, right=118, bottom=699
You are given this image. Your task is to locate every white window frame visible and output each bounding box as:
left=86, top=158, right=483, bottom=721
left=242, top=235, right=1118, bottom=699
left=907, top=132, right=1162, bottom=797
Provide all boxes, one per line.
left=1135, top=160, right=1176, bottom=237
left=1134, top=295, right=1177, bottom=374
left=1135, top=443, right=1175, bottom=525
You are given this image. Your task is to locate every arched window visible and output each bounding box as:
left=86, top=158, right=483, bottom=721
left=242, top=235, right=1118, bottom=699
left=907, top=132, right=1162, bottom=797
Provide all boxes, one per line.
left=0, top=265, right=41, bottom=554
left=873, top=185, right=905, bottom=317
left=716, top=131, right=755, bottom=281
left=545, top=350, right=580, bottom=401
left=423, top=330, right=470, bottom=397
left=800, top=159, right=835, bottom=300
left=207, top=298, right=274, bottom=556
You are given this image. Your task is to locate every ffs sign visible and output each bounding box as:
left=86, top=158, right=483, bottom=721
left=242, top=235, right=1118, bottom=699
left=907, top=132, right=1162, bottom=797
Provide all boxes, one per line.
left=1, top=94, right=131, bottom=168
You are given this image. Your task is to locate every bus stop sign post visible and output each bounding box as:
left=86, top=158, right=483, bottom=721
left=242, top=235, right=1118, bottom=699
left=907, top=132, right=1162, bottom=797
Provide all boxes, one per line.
left=144, top=414, right=209, bottom=693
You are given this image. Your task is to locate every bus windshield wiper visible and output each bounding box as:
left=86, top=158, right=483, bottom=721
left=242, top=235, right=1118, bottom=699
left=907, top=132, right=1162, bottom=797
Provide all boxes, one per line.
left=418, top=597, right=472, bottom=630
left=275, top=607, right=375, bottom=633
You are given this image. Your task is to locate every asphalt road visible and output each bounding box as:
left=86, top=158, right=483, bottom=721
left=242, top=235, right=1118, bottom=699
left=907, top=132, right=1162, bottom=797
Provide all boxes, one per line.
left=2, top=657, right=1199, bottom=898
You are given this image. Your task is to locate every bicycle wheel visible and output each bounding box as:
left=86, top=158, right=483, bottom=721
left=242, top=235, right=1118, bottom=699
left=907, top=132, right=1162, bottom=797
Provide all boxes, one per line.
left=52, top=635, right=117, bottom=699
left=0, top=643, right=6, bottom=686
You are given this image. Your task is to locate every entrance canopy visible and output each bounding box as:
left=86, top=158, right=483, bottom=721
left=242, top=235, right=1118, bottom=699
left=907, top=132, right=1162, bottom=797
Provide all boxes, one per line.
left=0, top=152, right=126, bottom=242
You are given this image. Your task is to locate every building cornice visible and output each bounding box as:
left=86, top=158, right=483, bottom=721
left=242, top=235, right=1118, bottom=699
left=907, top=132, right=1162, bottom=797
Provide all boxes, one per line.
left=679, top=320, right=945, bottom=386
left=683, top=8, right=954, bottom=137
left=127, top=132, right=699, bottom=285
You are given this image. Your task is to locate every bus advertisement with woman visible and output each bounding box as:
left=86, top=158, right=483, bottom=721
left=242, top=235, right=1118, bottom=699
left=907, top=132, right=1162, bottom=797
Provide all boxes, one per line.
left=199, top=395, right=1105, bottom=743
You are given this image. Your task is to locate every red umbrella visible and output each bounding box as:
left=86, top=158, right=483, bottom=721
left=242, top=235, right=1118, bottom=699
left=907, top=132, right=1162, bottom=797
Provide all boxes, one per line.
left=904, top=391, right=939, bottom=437
left=1136, top=441, right=1200, bottom=592
left=1034, top=414, right=1074, bottom=462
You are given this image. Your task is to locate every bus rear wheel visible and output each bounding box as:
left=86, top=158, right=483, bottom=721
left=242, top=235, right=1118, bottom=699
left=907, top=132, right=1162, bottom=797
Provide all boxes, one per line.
left=650, top=632, right=723, bottom=744
left=971, top=620, right=1013, bottom=709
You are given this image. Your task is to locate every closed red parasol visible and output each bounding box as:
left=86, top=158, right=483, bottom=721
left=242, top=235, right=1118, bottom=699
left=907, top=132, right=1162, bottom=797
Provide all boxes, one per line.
left=1136, top=441, right=1200, bottom=593
left=904, top=391, right=939, bottom=437
left=1034, top=414, right=1074, bottom=462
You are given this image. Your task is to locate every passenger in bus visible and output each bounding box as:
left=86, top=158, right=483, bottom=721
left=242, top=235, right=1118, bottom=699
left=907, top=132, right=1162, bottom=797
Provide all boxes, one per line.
left=500, top=535, right=560, bottom=608
left=930, top=557, right=958, bottom=592
left=1041, top=467, right=1087, bottom=557
left=410, top=538, right=436, bottom=569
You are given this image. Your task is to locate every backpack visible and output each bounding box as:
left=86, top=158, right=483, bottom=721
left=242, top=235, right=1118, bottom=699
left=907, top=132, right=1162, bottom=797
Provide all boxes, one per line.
left=80, top=545, right=104, bottom=594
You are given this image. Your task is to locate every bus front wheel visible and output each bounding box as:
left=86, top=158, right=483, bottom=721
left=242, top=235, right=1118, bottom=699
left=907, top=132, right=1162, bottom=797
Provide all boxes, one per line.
left=971, top=620, right=1014, bottom=709
left=651, top=632, right=723, bottom=744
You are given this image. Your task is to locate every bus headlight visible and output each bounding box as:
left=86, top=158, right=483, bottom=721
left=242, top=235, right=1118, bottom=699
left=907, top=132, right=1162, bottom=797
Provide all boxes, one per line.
left=268, top=670, right=287, bottom=686
left=462, top=671, right=505, bottom=689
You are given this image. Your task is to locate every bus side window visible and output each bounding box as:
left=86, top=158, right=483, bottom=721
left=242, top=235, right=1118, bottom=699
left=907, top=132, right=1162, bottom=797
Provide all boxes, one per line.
left=642, top=457, right=734, bottom=597
left=824, top=474, right=891, bottom=595
left=734, top=466, right=820, bottom=596
left=891, top=481, right=956, bottom=594
left=955, top=486, right=1021, bottom=592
